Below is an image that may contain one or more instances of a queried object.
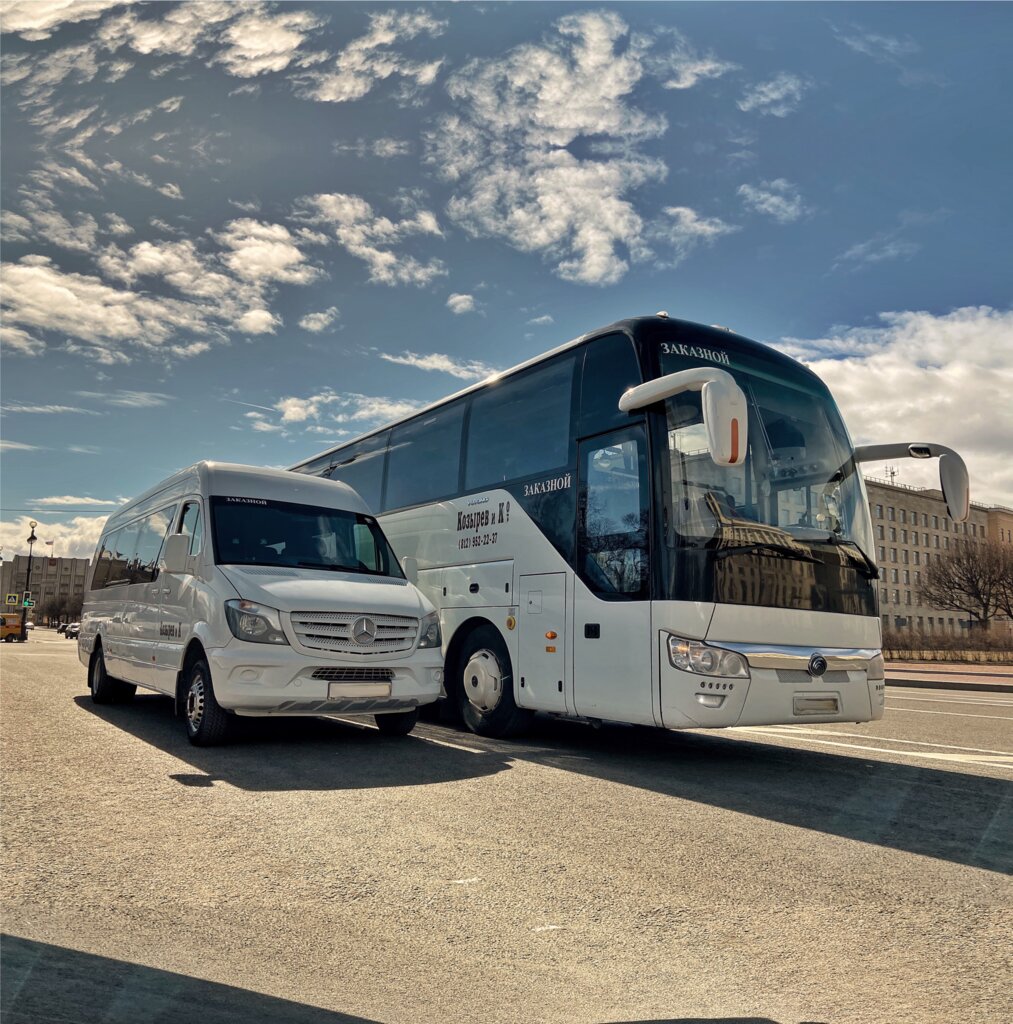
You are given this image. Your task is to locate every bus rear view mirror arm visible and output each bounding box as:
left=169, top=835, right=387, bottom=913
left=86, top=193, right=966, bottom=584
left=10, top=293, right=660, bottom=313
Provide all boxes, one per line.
left=854, top=442, right=970, bottom=523
left=619, top=367, right=748, bottom=467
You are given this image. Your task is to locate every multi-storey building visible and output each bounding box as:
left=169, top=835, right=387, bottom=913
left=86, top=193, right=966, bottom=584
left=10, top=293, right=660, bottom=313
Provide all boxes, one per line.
left=0, top=555, right=90, bottom=621
left=864, top=478, right=1013, bottom=639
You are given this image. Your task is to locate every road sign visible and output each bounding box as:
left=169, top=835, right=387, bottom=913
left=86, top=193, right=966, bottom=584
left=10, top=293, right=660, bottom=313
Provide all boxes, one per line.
left=4, top=594, right=17, bottom=606
left=22, top=599, right=35, bottom=609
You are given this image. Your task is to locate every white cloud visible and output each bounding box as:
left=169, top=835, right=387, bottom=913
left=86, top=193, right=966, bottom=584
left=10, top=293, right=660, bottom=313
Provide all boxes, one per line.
left=446, top=293, right=475, bottom=315
left=261, top=390, right=424, bottom=433
left=157, top=182, right=184, bottom=200
left=379, top=351, right=495, bottom=381
left=738, top=179, right=810, bottom=223
left=333, top=137, right=411, bottom=158
left=738, top=73, right=810, bottom=117
left=527, top=315, right=554, bottom=326
left=297, top=9, right=445, bottom=104
left=426, top=11, right=736, bottom=286
left=295, top=192, right=445, bottom=286
left=0, top=514, right=107, bottom=559
left=217, top=218, right=321, bottom=286
left=649, top=206, right=738, bottom=267
left=104, top=213, right=133, bottom=235
left=29, top=495, right=120, bottom=506
left=97, top=3, right=234, bottom=58
left=76, top=389, right=171, bottom=408
left=834, top=234, right=919, bottom=271
left=0, top=1, right=127, bottom=41
left=3, top=402, right=99, bottom=414
left=235, top=308, right=279, bottom=334
left=299, top=306, right=339, bottom=332
left=778, top=306, right=1013, bottom=506
left=0, top=440, right=41, bottom=452
left=1, top=325, right=46, bottom=357
left=214, top=7, right=322, bottom=78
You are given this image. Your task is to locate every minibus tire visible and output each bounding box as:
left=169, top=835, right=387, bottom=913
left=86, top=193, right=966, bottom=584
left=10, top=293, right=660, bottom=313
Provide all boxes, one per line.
left=90, top=646, right=135, bottom=705
left=457, top=625, right=533, bottom=738
left=184, top=657, right=233, bottom=746
left=375, top=708, right=419, bottom=736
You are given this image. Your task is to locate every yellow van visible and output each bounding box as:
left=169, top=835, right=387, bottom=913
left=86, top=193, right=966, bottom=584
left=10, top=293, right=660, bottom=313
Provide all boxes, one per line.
left=2, top=613, right=24, bottom=642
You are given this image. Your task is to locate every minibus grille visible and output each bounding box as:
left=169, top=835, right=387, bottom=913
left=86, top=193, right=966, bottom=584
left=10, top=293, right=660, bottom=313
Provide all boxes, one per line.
left=311, top=667, right=395, bottom=682
left=291, top=612, right=419, bottom=654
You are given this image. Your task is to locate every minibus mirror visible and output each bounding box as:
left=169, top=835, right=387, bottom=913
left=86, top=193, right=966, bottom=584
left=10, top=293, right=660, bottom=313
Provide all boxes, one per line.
left=854, top=442, right=970, bottom=522
left=401, top=556, right=419, bottom=585
left=619, top=367, right=748, bottom=467
left=162, top=533, right=192, bottom=575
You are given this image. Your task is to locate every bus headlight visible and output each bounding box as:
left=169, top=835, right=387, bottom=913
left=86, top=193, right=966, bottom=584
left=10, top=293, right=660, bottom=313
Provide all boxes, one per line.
left=225, top=600, right=289, bottom=645
left=667, top=634, right=749, bottom=678
left=417, top=611, right=442, bottom=649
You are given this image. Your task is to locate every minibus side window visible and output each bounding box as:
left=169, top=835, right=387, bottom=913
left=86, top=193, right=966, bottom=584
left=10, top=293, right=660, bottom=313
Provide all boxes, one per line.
left=178, top=501, right=203, bottom=555
left=131, top=507, right=176, bottom=584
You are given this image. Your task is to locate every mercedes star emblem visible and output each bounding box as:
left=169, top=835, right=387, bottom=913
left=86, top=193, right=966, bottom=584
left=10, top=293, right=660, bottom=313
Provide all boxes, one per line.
left=352, top=616, right=378, bottom=645
left=807, top=653, right=828, bottom=677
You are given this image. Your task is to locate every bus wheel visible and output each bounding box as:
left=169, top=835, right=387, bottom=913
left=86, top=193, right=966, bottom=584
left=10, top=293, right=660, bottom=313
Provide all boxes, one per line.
left=184, top=657, right=233, bottom=747
left=90, top=646, right=135, bottom=705
left=457, top=625, right=533, bottom=738
left=375, top=708, right=419, bottom=736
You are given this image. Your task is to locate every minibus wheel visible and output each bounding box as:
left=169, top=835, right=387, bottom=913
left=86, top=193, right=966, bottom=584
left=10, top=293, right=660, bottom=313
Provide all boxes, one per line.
left=184, top=657, right=233, bottom=746
left=457, top=625, right=533, bottom=738
left=375, top=708, right=419, bottom=736
left=89, top=645, right=136, bottom=705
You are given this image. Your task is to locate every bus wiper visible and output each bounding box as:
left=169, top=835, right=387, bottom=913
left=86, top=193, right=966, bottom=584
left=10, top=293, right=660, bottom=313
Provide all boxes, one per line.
left=823, top=537, right=880, bottom=580
left=714, top=542, right=822, bottom=566
left=297, top=561, right=375, bottom=575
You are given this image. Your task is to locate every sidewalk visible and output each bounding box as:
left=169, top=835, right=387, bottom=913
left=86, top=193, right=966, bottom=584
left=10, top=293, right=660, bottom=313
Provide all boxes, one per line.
left=886, top=659, right=1013, bottom=694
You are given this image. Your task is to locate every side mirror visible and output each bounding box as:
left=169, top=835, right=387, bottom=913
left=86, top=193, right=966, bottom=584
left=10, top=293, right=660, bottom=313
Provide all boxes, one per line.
left=853, top=442, right=970, bottom=522
left=401, top=556, right=419, bottom=585
left=162, top=533, right=192, bottom=575
left=619, top=367, right=748, bottom=467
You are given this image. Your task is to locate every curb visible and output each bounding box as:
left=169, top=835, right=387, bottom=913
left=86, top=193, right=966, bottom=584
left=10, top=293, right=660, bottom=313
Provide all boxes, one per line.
left=886, top=677, right=1013, bottom=694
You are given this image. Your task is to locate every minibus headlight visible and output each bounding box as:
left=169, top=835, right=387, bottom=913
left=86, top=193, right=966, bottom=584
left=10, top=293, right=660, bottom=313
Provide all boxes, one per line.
left=417, top=611, right=442, bottom=649
left=225, top=600, right=289, bottom=645
left=667, top=635, right=748, bottom=678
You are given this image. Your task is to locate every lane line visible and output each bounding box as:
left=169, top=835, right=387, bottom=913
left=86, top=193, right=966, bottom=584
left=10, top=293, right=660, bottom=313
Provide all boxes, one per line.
left=887, top=695, right=1013, bottom=708
left=884, top=706, right=1013, bottom=722
left=743, top=726, right=1011, bottom=756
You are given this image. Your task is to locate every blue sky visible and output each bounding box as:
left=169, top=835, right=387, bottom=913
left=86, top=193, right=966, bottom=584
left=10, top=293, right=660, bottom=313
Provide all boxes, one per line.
left=2, top=1, right=1011, bottom=558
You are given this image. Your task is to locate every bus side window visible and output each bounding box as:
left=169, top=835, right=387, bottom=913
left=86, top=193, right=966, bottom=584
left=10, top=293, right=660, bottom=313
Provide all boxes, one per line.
left=579, top=333, right=642, bottom=436
left=353, top=523, right=381, bottom=572
left=178, top=501, right=203, bottom=555
left=577, top=429, right=650, bottom=599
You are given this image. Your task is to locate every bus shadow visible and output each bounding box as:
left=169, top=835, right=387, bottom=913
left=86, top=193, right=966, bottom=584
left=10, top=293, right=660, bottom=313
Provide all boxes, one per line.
left=0, top=934, right=380, bottom=1024
left=73, top=694, right=511, bottom=793
left=435, top=716, right=1011, bottom=875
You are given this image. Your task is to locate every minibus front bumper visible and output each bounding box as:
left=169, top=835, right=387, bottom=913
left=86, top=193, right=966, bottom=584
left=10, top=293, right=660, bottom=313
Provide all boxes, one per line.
left=207, top=641, right=444, bottom=717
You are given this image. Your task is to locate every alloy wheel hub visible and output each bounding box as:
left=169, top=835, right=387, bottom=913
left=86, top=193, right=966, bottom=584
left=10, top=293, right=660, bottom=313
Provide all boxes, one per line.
left=463, top=650, right=502, bottom=712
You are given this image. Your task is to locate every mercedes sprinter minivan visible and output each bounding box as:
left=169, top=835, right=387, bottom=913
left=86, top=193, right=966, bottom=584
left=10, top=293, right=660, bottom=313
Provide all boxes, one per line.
left=79, top=463, right=444, bottom=745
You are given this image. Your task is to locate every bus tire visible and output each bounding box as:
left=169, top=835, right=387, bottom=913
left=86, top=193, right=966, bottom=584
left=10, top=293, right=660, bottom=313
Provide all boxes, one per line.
left=375, top=708, right=419, bottom=736
left=456, top=625, right=533, bottom=738
left=90, top=645, right=135, bottom=704
left=184, top=657, right=233, bottom=746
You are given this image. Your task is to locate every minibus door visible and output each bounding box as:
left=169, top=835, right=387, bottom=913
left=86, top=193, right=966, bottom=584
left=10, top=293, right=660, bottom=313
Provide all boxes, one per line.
left=572, top=427, right=656, bottom=726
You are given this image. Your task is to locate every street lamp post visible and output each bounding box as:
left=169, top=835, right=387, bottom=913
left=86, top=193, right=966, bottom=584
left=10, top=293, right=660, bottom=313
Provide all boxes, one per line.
left=21, top=521, right=37, bottom=642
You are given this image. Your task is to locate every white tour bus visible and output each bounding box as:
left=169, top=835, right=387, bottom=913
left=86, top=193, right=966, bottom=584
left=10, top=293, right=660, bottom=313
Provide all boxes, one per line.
left=290, top=314, right=969, bottom=738
left=79, top=463, right=444, bottom=745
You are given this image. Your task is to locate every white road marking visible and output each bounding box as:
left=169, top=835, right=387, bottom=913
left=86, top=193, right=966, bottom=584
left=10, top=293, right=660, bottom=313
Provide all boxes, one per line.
left=416, top=734, right=486, bottom=754
left=450, top=877, right=481, bottom=885
left=884, top=706, right=1013, bottom=722
left=734, top=728, right=1013, bottom=769
left=533, top=925, right=564, bottom=932
left=887, top=694, right=1013, bottom=708
left=750, top=725, right=1011, bottom=757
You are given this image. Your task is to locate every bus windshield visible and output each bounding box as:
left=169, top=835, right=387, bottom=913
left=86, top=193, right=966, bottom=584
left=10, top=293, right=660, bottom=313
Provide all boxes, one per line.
left=210, top=497, right=404, bottom=578
left=658, top=346, right=877, bottom=614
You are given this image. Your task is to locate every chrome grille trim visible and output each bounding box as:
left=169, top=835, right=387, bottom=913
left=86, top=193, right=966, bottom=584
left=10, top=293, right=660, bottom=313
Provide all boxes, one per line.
left=311, top=667, right=395, bottom=682
left=776, top=669, right=852, bottom=684
left=291, top=611, right=418, bottom=654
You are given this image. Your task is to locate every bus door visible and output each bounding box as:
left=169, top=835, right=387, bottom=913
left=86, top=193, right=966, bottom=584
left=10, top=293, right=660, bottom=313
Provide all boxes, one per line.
left=572, top=426, right=657, bottom=726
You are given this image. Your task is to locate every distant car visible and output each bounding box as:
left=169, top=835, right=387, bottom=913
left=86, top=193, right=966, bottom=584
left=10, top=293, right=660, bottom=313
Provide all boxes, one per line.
left=56, top=623, right=68, bottom=635
left=25, top=621, right=35, bottom=630
left=65, top=623, right=81, bottom=639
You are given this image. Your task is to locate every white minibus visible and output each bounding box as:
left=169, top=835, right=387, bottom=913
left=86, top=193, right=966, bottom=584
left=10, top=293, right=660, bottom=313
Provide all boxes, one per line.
left=79, top=463, right=444, bottom=745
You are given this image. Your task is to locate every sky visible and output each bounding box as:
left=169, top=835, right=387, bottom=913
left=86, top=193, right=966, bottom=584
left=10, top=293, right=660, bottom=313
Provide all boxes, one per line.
left=1, top=1, right=1011, bottom=560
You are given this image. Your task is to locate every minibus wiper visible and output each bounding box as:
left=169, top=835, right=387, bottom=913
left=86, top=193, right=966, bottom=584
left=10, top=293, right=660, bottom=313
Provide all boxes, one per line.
left=714, top=542, right=822, bottom=566
left=296, top=561, right=374, bottom=575
left=824, top=537, right=880, bottom=580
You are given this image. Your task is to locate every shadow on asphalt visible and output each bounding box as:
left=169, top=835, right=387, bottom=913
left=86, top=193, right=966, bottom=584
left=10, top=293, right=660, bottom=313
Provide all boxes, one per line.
left=0, top=934, right=379, bottom=1023
left=447, top=714, right=1012, bottom=875
left=73, top=693, right=511, bottom=792
left=73, top=692, right=1010, bottom=874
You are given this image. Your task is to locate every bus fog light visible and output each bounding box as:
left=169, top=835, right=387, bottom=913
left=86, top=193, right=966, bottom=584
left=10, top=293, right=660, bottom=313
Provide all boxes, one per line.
left=696, top=693, right=725, bottom=708
left=667, top=634, right=749, bottom=678
left=432, top=668, right=444, bottom=684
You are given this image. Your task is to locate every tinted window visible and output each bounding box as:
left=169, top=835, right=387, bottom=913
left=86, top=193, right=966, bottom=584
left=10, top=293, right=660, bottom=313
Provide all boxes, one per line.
left=131, top=507, right=176, bottom=583
left=384, top=403, right=465, bottom=511
left=579, top=333, right=642, bottom=436
left=178, top=501, right=203, bottom=555
left=325, top=431, right=389, bottom=511
left=90, top=538, right=113, bottom=590
left=465, top=356, right=574, bottom=491
left=107, top=523, right=141, bottom=587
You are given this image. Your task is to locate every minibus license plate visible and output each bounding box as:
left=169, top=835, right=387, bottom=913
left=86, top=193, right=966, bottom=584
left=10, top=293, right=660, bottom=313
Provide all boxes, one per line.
left=328, top=682, right=392, bottom=699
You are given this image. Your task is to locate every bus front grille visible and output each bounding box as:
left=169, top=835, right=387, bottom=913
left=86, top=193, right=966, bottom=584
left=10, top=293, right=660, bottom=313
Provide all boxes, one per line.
left=291, top=612, right=419, bottom=654
left=311, top=667, right=395, bottom=682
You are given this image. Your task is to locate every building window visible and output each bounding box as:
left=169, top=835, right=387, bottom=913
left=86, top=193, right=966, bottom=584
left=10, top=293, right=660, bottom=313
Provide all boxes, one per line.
left=891, top=569, right=898, bottom=583
left=889, top=527, right=897, bottom=542
left=901, top=529, right=908, bottom=543
left=944, top=537, right=949, bottom=550
left=905, top=591, right=911, bottom=605
left=934, top=536, right=940, bottom=548
left=914, top=551, right=920, bottom=565
left=877, top=525, right=885, bottom=540
left=888, top=507, right=896, bottom=521
left=881, top=588, right=889, bottom=604
left=900, top=510, right=907, bottom=524
left=914, top=571, right=921, bottom=583
left=893, top=589, right=900, bottom=603
left=875, top=504, right=883, bottom=519
left=923, top=532, right=929, bottom=546
left=878, top=546, right=886, bottom=561
left=902, top=550, right=909, bottom=564
left=943, top=519, right=949, bottom=532
left=921, top=513, right=928, bottom=527
left=932, top=515, right=938, bottom=529
left=903, top=570, right=910, bottom=584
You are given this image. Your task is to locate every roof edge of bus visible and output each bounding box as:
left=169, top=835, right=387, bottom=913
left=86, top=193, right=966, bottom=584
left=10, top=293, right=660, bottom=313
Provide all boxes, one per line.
left=286, top=313, right=799, bottom=473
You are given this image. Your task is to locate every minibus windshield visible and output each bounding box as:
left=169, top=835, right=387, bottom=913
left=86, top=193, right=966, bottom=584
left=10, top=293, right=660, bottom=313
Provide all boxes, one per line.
left=210, top=496, right=404, bottom=578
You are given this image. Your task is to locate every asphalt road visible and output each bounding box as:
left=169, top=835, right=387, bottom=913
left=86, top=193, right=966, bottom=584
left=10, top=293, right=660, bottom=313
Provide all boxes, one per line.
left=2, top=632, right=1011, bottom=1024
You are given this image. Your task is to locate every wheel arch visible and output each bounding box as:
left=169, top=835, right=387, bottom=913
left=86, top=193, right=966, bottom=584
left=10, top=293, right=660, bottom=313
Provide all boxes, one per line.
left=443, top=615, right=508, bottom=700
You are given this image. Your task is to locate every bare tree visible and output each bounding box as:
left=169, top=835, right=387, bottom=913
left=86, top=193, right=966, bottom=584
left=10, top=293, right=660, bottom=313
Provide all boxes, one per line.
left=995, top=541, right=1013, bottom=619
left=919, top=538, right=1006, bottom=630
